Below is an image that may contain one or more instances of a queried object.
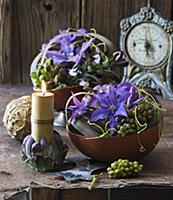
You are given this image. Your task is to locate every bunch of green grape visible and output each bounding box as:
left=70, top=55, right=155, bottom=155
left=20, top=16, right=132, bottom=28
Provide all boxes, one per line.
left=117, top=102, right=155, bottom=137
left=107, top=159, right=144, bottom=178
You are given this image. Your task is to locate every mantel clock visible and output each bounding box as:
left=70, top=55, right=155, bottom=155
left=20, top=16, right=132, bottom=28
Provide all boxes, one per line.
left=120, top=3, right=173, bottom=100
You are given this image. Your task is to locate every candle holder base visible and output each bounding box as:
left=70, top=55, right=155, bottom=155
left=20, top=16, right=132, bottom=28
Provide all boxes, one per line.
left=22, top=130, right=68, bottom=172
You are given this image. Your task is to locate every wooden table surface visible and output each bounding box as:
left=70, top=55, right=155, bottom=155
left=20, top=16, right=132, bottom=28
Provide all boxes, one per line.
left=0, top=85, right=173, bottom=200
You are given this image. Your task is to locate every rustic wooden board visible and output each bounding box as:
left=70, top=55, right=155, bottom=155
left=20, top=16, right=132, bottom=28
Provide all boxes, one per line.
left=30, top=186, right=173, bottom=200
left=0, top=85, right=173, bottom=200
left=30, top=187, right=108, bottom=200
left=0, top=0, right=13, bottom=84
left=10, top=0, right=80, bottom=84
left=30, top=187, right=60, bottom=200
left=110, top=186, right=173, bottom=200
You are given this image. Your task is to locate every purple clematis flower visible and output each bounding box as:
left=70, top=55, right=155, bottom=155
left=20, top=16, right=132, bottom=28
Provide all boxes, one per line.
left=68, top=95, right=88, bottom=123
left=90, top=84, right=118, bottom=107
left=40, top=28, right=92, bottom=67
left=45, top=37, right=94, bottom=67
left=91, top=84, right=127, bottom=128
left=116, top=82, right=144, bottom=108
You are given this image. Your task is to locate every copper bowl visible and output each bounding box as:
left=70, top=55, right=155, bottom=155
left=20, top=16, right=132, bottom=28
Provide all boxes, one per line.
left=68, top=122, right=161, bottom=162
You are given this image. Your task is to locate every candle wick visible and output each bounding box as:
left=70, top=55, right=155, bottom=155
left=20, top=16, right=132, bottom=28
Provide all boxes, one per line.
left=43, top=92, right=45, bottom=96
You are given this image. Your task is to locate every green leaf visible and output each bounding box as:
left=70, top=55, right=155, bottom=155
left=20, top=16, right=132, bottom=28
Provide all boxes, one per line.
left=31, top=72, right=38, bottom=79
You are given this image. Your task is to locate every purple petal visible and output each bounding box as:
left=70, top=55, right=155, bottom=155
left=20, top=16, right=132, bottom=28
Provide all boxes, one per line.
left=77, top=28, right=88, bottom=34
left=91, top=108, right=109, bottom=121
left=68, top=54, right=80, bottom=63
left=60, top=38, right=72, bottom=52
left=99, top=98, right=110, bottom=108
left=132, top=96, right=145, bottom=106
left=72, top=96, right=82, bottom=107
left=81, top=96, right=89, bottom=105
left=90, top=96, right=98, bottom=107
left=109, top=116, right=118, bottom=129
left=69, top=113, right=77, bottom=123
left=93, top=84, right=109, bottom=93
left=114, top=102, right=127, bottom=117
left=80, top=38, right=94, bottom=53
left=116, top=82, right=133, bottom=96
left=52, top=57, right=67, bottom=65
left=46, top=50, right=67, bottom=64
left=59, top=29, right=77, bottom=43
left=108, top=84, right=117, bottom=105
left=47, top=50, right=65, bottom=58
left=68, top=105, right=79, bottom=111
left=75, top=47, right=81, bottom=54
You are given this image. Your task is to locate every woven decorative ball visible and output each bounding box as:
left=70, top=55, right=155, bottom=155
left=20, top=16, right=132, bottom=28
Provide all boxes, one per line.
left=3, top=96, right=31, bottom=141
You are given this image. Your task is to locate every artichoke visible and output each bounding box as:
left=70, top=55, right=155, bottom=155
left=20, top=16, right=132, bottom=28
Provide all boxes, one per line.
left=22, top=131, right=69, bottom=172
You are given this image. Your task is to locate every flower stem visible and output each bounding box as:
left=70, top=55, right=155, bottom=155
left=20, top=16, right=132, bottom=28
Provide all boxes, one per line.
left=88, top=173, right=102, bottom=190
left=87, top=120, right=105, bottom=135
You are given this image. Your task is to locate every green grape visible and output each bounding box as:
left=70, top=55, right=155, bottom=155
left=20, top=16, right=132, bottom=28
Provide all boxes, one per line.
left=107, top=159, right=144, bottom=178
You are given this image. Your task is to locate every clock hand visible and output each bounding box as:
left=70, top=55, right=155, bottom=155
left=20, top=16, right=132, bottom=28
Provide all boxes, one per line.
left=144, top=41, right=150, bottom=56
left=143, top=27, right=150, bottom=56
left=144, top=26, right=156, bottom=58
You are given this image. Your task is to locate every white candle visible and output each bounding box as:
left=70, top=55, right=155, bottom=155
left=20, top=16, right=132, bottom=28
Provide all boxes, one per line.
left=31, top=81, right=54, bottom=143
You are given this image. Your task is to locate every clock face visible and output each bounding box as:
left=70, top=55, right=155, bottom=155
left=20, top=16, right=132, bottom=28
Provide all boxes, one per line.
left=124, top=22, right=170, bottom=69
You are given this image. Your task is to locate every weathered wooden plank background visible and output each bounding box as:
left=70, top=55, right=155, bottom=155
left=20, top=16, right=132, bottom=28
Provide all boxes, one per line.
left=0, top=0, right=173, bottom=85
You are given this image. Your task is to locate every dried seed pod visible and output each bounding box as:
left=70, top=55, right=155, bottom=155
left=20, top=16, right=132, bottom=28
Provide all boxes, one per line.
left=3, top=96, right=31, bottom=141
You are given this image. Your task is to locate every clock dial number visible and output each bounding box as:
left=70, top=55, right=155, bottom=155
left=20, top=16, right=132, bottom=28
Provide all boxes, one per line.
left=125, top=22, right=170, bottom=68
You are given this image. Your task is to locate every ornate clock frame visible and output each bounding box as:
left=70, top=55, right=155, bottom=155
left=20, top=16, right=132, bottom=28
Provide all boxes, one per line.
left=120, top=5, right=173, bottom=100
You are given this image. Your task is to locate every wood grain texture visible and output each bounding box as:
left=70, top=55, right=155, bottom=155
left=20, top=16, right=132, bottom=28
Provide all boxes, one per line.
left=30, top=187, right=60, bottom=200
left=151, top=0, right=173, bottom=19
left=11, top=0, right=80, bottom=84
left=61, top=189, right=107, bottom=200
left=81, top=0, right=173, bottom=50
left=110, top=187, right=173, bottom=200
left=0, top=0, right=12, bottom=84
